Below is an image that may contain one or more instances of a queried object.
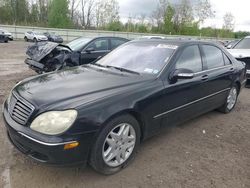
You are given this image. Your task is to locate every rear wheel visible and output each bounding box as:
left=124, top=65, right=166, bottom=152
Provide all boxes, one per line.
left=218, top=85, right=238, bottom=113
left=89, top=114, right=140, bottom=175
left=24, top=36, right=28, bottom=42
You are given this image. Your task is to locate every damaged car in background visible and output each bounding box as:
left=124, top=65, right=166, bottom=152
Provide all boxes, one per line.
left=228, top=36, right=250, bottom=87
left=25, top=36, right=129, bottom=73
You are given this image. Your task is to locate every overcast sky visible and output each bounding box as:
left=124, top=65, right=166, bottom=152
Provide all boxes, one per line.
left=118, top=0, right=250, bottom=31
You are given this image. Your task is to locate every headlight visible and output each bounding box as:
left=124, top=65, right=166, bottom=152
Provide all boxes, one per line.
left=30, top=110, right=77, bottom=135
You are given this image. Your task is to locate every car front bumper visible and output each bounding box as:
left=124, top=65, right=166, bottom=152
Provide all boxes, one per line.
left=2, top=101, right=97, bottom=166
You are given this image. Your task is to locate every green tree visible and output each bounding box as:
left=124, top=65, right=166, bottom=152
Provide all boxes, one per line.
left=106, top=21, right=123, bottom=31
left=48, top=0, right=72, bottom=28
left=29, top=4, right=39, bottom=24
left=163, top=3, right=175, bottom=34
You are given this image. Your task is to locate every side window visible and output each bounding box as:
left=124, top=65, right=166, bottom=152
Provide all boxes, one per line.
left=202, top=45, right=224, bottom=69
left=87, top=39, right=108, bottom=51
left=223, top=53, right=232, bottom=65
left=175, top=45, right=202, bottom=73
left=111, top=39, right=126, bottom=50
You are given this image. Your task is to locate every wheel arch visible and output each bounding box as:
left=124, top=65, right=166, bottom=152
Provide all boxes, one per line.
left=234, top=81, right=241, bottom=93
left=100, top=109, right=146, bottom=142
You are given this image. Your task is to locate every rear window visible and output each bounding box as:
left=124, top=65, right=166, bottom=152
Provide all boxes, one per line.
left=202, top=45, right=224, bottom=69
left=111, top=39, right=127, bottom=50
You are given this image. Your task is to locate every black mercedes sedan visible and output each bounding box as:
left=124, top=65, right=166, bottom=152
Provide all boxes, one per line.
left=3, top=40, right=246, bottom=175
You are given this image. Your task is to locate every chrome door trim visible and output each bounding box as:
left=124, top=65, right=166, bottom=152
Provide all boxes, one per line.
left=153, top=88, right=230, bottom=119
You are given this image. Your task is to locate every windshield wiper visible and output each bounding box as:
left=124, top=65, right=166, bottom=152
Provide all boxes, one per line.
left=90, top=63, right=140, bottom=75
left=105, top=65, right=140, bottom=75
left=91, top=63, right=107, bottom=68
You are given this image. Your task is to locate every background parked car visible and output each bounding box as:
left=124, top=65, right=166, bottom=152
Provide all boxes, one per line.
left=25, top=36, right=129, bottom=73
left=0, top=30, right=8, bottom=43
left=227, top=36, right=250, bottom=87
left=140, top=36, right=166, bottom=39
left=0, top=29, right=13, bottom=41
left=24, top=31, right=48, bottom=42
left=44, top=32, right=63, bottom=43
left=225, top=39, right=240, bottom=49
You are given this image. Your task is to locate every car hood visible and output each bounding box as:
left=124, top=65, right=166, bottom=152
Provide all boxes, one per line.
left=26, top=42, right=71, bottom=62
left=15, top=66, right=153, bottom=110
left=4, top=32, right=12, bottom=35
left=227, top=49, right=250, bottom=58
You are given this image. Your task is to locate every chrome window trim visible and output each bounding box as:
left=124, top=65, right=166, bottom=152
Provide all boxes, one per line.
left=194, top=65, right=233, bottom=75
left=82, top=50, right=110, bottom=53
left=18, top=132, right=77, bottom=146
left=153, top=88, right=230, bottom=119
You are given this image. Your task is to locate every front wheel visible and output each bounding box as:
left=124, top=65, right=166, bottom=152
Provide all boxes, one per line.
left=218, top=85, right=238, bottom=113
left=89, top=114, right=141, bottom=175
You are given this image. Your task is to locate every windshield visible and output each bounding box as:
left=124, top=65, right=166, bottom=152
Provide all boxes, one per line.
left=67, top=37, right=92, bottom=51
left=96, top=42, right=176, bottom=75
left=234, top=38, right=250, bottom=49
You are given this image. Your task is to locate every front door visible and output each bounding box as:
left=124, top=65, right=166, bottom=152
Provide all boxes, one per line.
left=157, top=45, right=209, bottom=127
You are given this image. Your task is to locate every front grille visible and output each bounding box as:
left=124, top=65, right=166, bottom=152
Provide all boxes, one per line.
left=8, top=92, right=35, bottom=125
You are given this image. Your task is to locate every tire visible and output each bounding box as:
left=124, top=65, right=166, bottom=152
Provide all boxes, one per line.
left=218, top=85, right=238, bottom=113
left=89, top=114, right=141, bottom=175
left=24, top=36, right=28, bottom=42
left=33, top=38, right=37, bottom=43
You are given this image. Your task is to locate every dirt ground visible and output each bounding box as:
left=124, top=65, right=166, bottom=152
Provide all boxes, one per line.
left=0, top=41, right=249, bottom=188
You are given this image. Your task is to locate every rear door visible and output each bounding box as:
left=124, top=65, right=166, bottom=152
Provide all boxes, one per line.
left=199, top=44, right=234, bottom=106
left=80, top=38, right=110, bottom=65
left=110, top=38, right=128, bottom=50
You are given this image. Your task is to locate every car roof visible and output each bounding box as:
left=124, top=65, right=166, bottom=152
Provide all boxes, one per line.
left=75, top=36, right=129, bottom=41
left=130, top=39, right=220, bottom=47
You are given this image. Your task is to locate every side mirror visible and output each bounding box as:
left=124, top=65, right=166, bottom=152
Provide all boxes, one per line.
left=169, top=69, right=194, bottom=84
left=85, top=47, right=95, bottom=53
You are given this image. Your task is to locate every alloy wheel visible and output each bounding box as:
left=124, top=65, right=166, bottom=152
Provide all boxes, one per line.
left=227, top=87, right=237, bottom=110
left=102, top=123, right=136, bottom=167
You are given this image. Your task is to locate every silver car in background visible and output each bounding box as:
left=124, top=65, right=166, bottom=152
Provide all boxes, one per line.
left=228, top=36, right=250, bottom=87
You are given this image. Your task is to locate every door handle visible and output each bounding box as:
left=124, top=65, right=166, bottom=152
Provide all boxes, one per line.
left=201, top=75, right=208, bottom=81
left=229, top=67, right=234, bottom=72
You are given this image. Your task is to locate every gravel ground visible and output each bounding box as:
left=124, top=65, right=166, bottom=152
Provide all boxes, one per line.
left=0, top=41, right=249, bottom=188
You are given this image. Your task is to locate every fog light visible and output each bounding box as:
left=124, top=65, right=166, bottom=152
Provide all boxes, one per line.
left=64, top=142, right=79, bottom=150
